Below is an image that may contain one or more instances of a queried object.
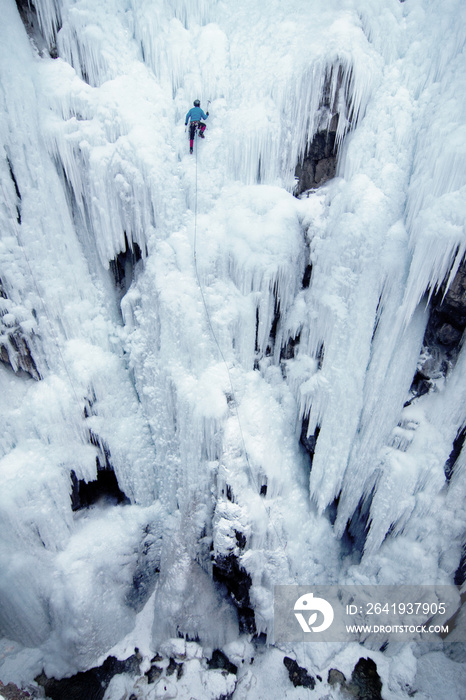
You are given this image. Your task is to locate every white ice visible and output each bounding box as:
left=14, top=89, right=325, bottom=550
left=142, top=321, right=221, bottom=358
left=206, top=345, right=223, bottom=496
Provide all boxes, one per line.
left=0, top=0, right=465, bottom=697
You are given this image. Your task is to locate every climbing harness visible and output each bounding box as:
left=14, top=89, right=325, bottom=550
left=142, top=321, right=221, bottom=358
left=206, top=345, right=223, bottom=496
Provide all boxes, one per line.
left=188, top=121, right=205, bottom=153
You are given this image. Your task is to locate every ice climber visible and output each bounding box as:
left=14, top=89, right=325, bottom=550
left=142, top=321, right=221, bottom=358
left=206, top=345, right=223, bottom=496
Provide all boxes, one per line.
left=185, top=100, right=209, bottom=154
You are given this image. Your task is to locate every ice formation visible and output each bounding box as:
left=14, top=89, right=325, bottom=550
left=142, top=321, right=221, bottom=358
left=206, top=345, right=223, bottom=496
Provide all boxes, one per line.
left=0, top=0, right=465, bottom=697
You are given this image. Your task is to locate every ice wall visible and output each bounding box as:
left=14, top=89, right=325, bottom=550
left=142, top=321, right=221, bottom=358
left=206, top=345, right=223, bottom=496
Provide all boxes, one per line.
left=0, top=0, right=163, bottom=669
left=0, top=0, right=465, bottom=687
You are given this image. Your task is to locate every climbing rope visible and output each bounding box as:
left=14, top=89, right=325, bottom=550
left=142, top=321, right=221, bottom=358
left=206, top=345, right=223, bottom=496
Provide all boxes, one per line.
left=190, top=132, right=313, bottom=693
left=190, top=134, right=294, bottom=551
left=191, top=133, right=262, bottom=493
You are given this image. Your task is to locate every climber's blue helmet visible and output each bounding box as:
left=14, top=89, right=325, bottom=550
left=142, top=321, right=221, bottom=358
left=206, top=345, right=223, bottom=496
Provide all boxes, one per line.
left=193, top=99, right=201, bottom=107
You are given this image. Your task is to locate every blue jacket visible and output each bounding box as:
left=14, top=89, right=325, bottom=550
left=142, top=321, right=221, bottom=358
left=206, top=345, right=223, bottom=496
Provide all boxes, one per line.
left=185, top=106, right=208, bottom=125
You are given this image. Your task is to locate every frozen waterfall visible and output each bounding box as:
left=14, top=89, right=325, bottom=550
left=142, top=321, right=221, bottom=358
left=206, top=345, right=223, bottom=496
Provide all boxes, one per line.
left=0, top=0, right=465, bottom=697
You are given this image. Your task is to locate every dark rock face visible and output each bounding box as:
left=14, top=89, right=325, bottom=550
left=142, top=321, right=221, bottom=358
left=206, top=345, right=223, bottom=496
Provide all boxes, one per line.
left=444, top=427, right=466, bottom=482
left=294, top=64, right=346, bottom=195
left=283, top=657, right=316, bottom=689
left=166, top=657, right=183, bottom=679
left=207, top=649, right=238, bottom=676
left=235, top=529, right=247, bottom=549
left=328, top=658, right=383, bottom=699
left=280, top=333, right=300, bottom=361
left=212, top=554, right=256, bottom=634
left=0, top=279, right=40, bottom=380
left=146, top=663, right=163, bottom=684
left=407, top=259, right=466, bottom=486
left=109, top=235, right=143, bottom=294
left=425, top=258, right=466, bottom=356
left=35, top=654, right=140, bottom=700
left=342, top=489, right=375, bottom=560
left=347, top=658, right=383, bottom=700
left=70, top=465, right=129, bottom=511
left=0, top=681, right=32, bottom=699
left=454, top=543, right=466, bottom=586
left=300, top=417, right=320, bottom=464
left=294, top=129, right=337, bottom=195
left=328, top=668, right=346, bottom=686
left=71, top=395, right=130, bottom=511
left=7, top=157, right=21, bottom=223
left=410, top=258, right=466, bottom=404
left=302, top=263, right=312, bottom=289
left=0, top=329, right=40, bottom=379
left=15, top=0, right=61, bottom=57
left=278, top=265, right=311, bottom=362
left=145, top=657, right=184, bottom=683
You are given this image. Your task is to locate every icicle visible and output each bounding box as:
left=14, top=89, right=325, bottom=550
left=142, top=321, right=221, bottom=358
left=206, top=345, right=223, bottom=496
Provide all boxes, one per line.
left=31, top=0, right=62, bottom=50
left=2, top=0, right=465, bottom=682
